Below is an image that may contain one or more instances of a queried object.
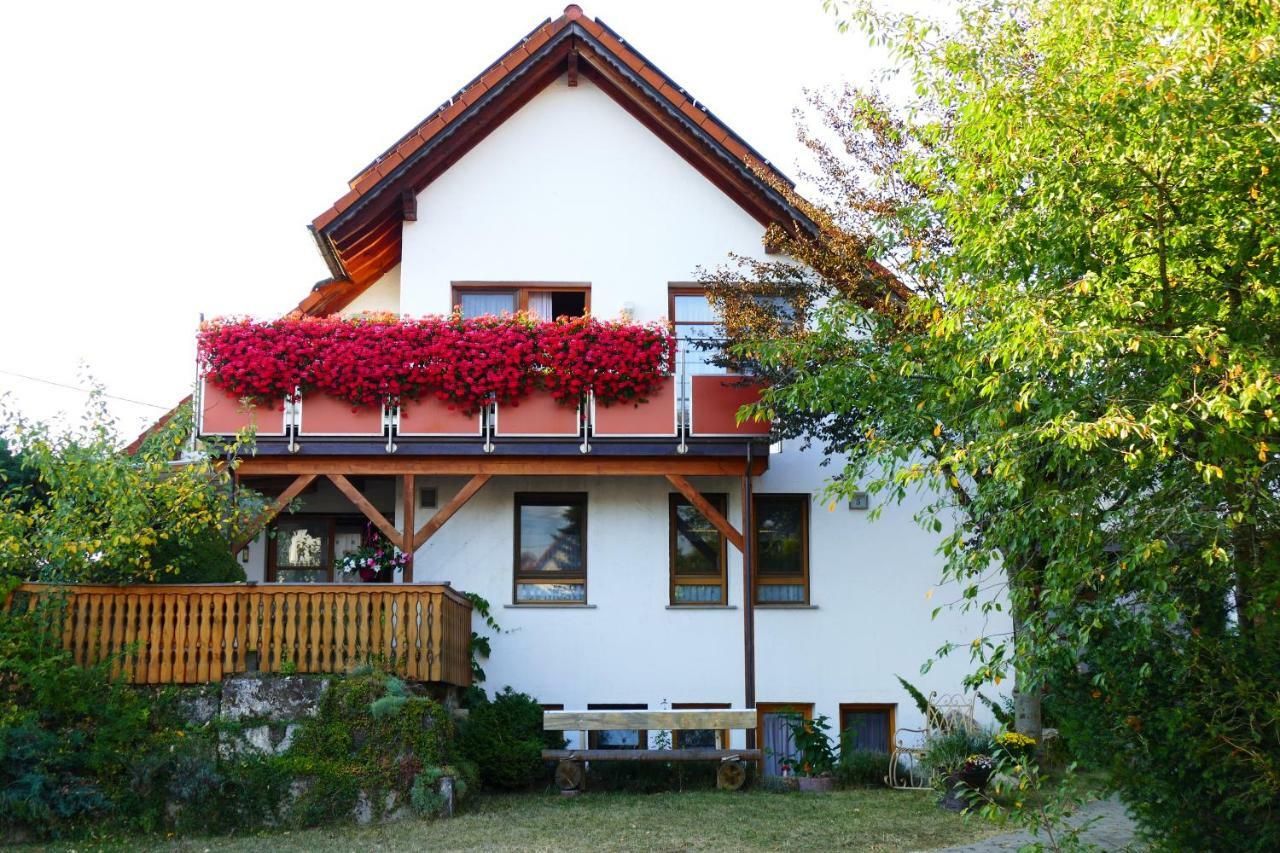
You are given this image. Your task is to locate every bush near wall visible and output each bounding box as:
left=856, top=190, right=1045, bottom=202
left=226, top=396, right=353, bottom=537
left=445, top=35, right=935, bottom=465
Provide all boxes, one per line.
left=0, top=595, right=470, bottom=841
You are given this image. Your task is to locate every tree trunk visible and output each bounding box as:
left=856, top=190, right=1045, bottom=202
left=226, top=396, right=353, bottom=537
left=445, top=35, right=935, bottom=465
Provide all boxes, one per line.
left=1011, top=608, right=1043, bottom=743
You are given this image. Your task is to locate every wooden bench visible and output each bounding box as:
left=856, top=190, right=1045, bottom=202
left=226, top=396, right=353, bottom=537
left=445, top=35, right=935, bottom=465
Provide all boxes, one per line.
left=542, top=709, right=760, bottom=791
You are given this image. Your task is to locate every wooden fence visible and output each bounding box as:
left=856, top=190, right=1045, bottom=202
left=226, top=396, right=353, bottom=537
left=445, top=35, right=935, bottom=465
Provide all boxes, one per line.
left=8, top=583, right=473, bottom=687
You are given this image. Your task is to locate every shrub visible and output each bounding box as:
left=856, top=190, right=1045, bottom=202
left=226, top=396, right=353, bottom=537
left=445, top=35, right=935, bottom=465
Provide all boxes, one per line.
left=458, top=687, right=564, bottom=790
left=149, top=528, right=246, bottom=584
left=836, top=749, right=892, bottom=788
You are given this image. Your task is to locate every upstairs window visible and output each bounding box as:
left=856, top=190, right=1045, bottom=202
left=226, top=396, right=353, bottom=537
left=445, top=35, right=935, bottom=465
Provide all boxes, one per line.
left=454, top=284, right=589, bottom=320
left=669, top=287, right=724, bottom=376
left=669, top=493, right=728, bottom=605
left=514, top=493, right=587, bottom=604
left=752, top=494, right=809, bottom=604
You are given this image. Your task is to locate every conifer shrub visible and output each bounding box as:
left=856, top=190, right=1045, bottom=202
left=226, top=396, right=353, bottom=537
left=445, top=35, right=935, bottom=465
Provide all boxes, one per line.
left=458, top=687, right=564, bottom=790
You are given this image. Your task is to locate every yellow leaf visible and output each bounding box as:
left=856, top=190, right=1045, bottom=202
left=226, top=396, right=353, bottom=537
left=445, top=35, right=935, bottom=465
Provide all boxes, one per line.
left=933, top=423, right=942, bottom=437
left=828, top=502, right=837, bottom=512
left=1014, top=400, right=1023, bottom=413
left=1259, top=442, right=1269, bottom=462
left=925, top=588, right=934, bottom=600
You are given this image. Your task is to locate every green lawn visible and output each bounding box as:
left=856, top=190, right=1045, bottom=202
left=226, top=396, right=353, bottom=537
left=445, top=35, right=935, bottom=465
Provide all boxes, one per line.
left=81, top=789, right=1000, bottom=852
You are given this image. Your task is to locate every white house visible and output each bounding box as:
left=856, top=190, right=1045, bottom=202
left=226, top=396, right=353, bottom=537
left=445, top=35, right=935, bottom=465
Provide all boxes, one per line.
left=197, top=5, right=1005, bottom=771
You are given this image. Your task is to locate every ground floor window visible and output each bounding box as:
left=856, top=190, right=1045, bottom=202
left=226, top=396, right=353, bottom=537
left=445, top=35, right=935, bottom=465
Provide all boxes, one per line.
left=671, top=701, right=731, bottom=749
left=839, top=703, right=896, bottom=754
left=757, top=702, right=813, bottom=776
left=752, top=495, right=810, bottom=604
left=269, top=514, right=370, bottom=582
left=514, top=493, right=587, bottom=603
left=669, top=493, right=728, bottom=605
left=587, top=703, right=647, bottom=750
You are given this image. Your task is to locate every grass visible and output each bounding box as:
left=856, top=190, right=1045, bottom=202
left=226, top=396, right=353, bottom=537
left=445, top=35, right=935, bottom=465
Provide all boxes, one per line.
left=69, top=788, right=1002, bottom=853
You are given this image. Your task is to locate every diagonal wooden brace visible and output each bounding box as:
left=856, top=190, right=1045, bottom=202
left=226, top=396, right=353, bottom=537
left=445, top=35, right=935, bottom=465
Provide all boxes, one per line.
left=326, top=473, right=401, bottom=544
left=665, top=474, right=745, bottom=553
left=233, top=473, right=316, bottom=552
left=415, top=474, right=491, bottom=549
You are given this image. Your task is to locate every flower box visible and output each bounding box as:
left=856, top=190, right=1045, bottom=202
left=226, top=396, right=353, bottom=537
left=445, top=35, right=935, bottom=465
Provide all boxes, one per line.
left=296, top=393, right=385, bottom=437
left=198, top=380, right=286, bottom=436
left=591, top=377, right=678, bottom=437
left=493, top=391, right=581, bottom=438
left=689, top=375, right=770, bottom=437
left=397, top=397, right=484, bottom=437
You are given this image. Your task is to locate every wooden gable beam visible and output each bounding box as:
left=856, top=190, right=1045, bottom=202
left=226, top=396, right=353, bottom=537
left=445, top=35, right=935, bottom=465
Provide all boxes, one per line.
left=567, top=44, right=579, bottom=87
left=326, top=473, right=401, bottom=545
left=415, top=474, right=491, bottom=549
left=665, top=474, right=746, bottom=553
left=233, top=474, right=316, bottom=552
left=401, top=190, right=417, bottom=221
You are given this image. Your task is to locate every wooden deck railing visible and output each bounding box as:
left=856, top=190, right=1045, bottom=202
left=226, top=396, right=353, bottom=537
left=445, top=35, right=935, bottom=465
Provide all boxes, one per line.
left=8, top=583, right=473, bottom=687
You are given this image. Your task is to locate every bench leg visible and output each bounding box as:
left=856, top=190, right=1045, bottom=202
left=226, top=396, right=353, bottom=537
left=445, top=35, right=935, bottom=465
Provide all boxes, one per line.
left=555, top=759, right=585, bottom=792
left=717, top=758, right=747, bottom=791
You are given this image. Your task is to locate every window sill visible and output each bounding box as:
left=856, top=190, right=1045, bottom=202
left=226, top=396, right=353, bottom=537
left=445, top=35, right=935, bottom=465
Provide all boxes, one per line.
left=503, top=603, right=597, bottom=609
left=754, top=604, right=819, bottom=609
left=665, top=605, right=738, bottom=610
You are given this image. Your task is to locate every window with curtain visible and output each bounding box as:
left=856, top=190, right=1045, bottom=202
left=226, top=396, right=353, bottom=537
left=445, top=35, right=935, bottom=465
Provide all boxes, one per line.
left=454, top=286, right=588, bottom=319
left=670, top=289, right=725, bottom=377
left=514, top=493, right=587, bottom=603
left=458, top=291, right=518, bottom=318
left=669, top=493, right=727, bottom=605
left=753, top=494, right=809, bottom=604
left=840, top=705, right=894, bottom=754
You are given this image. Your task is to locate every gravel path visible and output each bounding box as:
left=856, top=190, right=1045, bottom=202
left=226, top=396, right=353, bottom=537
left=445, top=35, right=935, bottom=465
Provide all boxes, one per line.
left=932, top=795, right=1142, bottom=851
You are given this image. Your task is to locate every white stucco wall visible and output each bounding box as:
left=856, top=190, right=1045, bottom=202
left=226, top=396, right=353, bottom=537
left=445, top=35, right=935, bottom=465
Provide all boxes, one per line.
left=247, top=71, right=1008, bottom=744
left=342, top=264, right=401, bottom=316
left=399, top=76, right=774, bottom=320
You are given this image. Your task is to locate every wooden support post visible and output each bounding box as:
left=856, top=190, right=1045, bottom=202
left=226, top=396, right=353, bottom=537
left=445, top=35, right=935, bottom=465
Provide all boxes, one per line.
left=567, top=47, right=579, bottom=87
left=665, top=474, right=745, bottom=552
left=415, top=474, right=491, bottom=549
left=742, top=462, right=756, bottom=748
left=326, top=474, right=401, bottom=544
left=402, top=474, right=415, bottom=583
left=233, top=474, right=316, bottom=552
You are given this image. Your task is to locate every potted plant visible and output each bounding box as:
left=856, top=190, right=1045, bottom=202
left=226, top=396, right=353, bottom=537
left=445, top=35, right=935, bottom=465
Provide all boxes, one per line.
left=781, top=713, right=838, bottom=792
left=921, top=725, right=996, bottom=811
left=338, top=532, right=409, bottom=583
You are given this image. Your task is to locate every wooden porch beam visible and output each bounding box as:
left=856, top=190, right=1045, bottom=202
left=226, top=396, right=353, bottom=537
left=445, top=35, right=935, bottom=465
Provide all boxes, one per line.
left=237, top=456, right=765, bottom=477
left=326, top=473, right=401, bottom=544
left=402, top=473, right=416, bottom=582
left=232, top=474, right=316, bottom=552
left=665, top=474, right=745, bottom=553
left=415, top=474, right=491, bottom=549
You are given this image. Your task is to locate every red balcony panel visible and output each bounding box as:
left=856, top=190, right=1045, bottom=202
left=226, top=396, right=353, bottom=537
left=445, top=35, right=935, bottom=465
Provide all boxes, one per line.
left=199, top=380, right=286, bottom=436
left=689, top=375, right=770, bottom=437
left=494, top=391, right=581, bottom=438
left=297, top=393, right=384, bottom=437
left=398, top=397, right=484, bottom=437
left=592, top=377, right=678, bottom=437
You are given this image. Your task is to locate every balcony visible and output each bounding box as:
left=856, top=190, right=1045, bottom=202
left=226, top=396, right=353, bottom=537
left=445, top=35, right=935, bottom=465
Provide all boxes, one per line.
left=198, top=374, right=769, bottom=456
left=11, top=582, right=472, bottom=686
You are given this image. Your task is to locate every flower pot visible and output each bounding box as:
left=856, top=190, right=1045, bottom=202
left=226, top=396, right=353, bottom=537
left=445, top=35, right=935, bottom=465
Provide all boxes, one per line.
left=796, top=776, right=835, bottom=793
left=940, top=767, right=992, bottom=812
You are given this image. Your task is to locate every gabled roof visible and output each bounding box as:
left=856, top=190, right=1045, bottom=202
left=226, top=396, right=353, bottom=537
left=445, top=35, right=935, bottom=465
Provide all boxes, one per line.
left=297, top=4, right=820, bottom=316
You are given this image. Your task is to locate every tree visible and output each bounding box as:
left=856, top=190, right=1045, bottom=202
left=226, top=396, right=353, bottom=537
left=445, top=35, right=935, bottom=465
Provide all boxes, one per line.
left=708, top=0, right=1280, bottom=844
left=0, top=391, right=264, bottom=584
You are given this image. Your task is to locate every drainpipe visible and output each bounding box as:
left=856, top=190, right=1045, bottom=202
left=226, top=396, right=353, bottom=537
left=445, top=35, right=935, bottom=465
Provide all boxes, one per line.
left=742, top=444, right=756, bottom=747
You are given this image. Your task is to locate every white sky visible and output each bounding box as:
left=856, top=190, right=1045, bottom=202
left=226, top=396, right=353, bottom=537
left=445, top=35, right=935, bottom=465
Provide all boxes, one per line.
left=0, top=0, right=920, bottom=438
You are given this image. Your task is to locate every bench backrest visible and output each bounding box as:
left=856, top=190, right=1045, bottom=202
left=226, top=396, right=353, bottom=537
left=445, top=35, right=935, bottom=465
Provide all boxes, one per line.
left=543, top=709, right=756, bottom=732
